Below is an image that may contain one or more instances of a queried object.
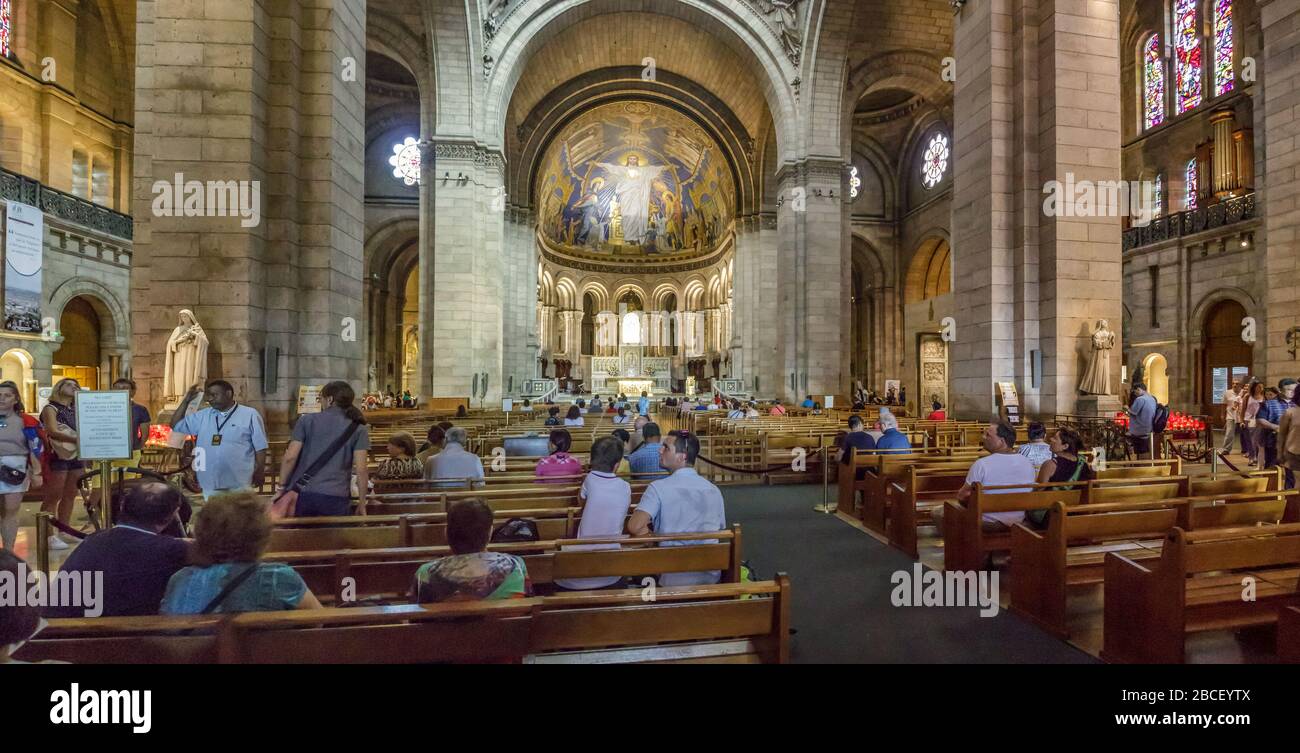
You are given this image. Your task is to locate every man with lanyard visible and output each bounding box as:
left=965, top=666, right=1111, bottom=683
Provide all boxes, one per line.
left=171, top=380, right=269, bottom=498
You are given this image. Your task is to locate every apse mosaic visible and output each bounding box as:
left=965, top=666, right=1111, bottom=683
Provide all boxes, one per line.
left=535, top=101, right=735, bottom=261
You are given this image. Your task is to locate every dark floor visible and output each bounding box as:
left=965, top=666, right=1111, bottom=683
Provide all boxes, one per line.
left=722, top=483, right=1098, bottom=664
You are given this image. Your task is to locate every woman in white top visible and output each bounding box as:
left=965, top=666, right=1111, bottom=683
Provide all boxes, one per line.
left=1243, top=381, right=1264, bottom=466
left=563, top=405, right=585, bottom=427
left=612, top=407, right=632, bottom=424
left=554, top=436, right=632, bottom=590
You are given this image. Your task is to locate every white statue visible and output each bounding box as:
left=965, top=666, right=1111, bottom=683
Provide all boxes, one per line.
left=1079, top=319, right=1116, bottom=395
left=163, top=309, right=209, bottom=400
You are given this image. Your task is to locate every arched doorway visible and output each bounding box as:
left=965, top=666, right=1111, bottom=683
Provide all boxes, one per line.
left=1200, top=299, right=1252, bottom=422
left=55, top=296, right=103, bottom=389
left=0, top=349, right=37, bottom=409
left=1142, top=353, right=1169, bottom=405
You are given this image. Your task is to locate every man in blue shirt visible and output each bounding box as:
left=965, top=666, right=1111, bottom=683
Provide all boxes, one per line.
left=874, top=410, right=912, bottom=453
left=638, top=391, right=650, bottom=416
left=1126, top=382, right=1157, bottom=459
left=171, top=380, right=270, bottom=498
left=46, top=482, right=189, bottom=618
left=801, top=395, right=815, bottom=409
left=1258, top=386, right=1287, bottom=469
left=627, top=421, right=665, bottom=478
left=838, top=415, right=876, bottom=465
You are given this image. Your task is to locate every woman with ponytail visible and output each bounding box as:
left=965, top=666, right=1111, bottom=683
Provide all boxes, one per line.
left=276, top=381, right=371, bottom=517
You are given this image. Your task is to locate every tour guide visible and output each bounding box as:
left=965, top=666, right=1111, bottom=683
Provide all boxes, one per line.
left=170, top=381, right=269, bottom=498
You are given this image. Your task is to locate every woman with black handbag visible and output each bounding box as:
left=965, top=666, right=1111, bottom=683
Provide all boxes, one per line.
left=0, top=382, right=44, bottom=552
left=275, top=381, right=370, bottom=518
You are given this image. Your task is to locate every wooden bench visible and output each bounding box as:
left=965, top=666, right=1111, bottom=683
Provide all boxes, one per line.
left=942, top=484, right=1084, bottom=571
left=1010, top=490, right=1298, bottom=637
left=1102, top=523, right=1300, bottom=663
left=16, top=577, right=791, bottom=664
left=279, top=526, right=744, bottom=602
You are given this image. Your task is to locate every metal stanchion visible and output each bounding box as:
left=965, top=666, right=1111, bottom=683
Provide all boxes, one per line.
left=814, top=445, right=836, bottom=514
left=35, top=512, right=52, bottom=576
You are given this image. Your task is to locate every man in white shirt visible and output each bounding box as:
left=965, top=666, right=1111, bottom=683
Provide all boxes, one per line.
left=424, top=427, right=484, bottom=487
left=627, top=430, right=726, bottom=586
left=932, top=422, right=1036, bottom=535
left=170, top=381, right=269, bottom=499
left=1222, top=381, right=1242, bottom=453
left=555, top=437, right=632, bottom=591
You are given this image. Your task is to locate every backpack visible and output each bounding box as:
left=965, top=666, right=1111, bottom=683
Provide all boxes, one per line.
left=491, top=517, right=541, bottom=543
left=1152, top=402, right=1170, bottom=434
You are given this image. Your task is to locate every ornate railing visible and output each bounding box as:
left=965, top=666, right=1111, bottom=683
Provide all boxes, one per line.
left=1054, top=412, right=1214, bottom=464
left=1054, top=414, right=1133, bottom=461
left=0, top=166, right=133, bottom=240
left=1122, top=192, right=1255, bottom=252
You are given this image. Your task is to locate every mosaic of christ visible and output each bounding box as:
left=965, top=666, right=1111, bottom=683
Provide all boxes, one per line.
left=535, top=101, right=736, bottom=259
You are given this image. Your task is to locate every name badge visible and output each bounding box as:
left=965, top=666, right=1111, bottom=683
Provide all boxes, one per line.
left=211, top=435, right=223, bottom=446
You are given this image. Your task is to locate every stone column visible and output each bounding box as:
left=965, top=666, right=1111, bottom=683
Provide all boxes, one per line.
left=951, top=0, right=1123, bottom=418
left=595, top=311, right=618, bottom=356
left=131, top=0, right=367, bottom=429
left=559, top=310, right=581, bottom=359
left=774, top=159, right=848, bottom=401
left=1210, top=109, right=1238, bottom=197
left=1259, top=0, right=1300, bottom=383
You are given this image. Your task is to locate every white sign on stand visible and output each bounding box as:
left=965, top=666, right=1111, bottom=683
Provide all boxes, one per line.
left=75, top=390, right=133, bottom=460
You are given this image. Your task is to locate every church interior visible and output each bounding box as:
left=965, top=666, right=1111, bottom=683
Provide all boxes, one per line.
left=2, top=0, right=1300, bottom=674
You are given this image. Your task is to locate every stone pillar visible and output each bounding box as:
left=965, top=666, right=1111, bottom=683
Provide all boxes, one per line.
left=559, top=310, right=581, bottom=359
left=774, top=160, right=848, bottom=402
left=1210, top=109, right=1238, bottom=197
left=731, top=215, right=779, bottom=395
left=595, top=311, right=618, bottom=355
left=501, top=206, right=536, bottom=395
left=131, top=0, right=367, bottom=430
left=951, top=0, right=1123, bottom=418
left=539, top=303, right=556, bottom=354
left=1259, top=0, right=1300, bottom=383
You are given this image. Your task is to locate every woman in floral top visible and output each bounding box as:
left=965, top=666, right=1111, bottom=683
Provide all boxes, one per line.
left=376, top=431, right=424, bottom=480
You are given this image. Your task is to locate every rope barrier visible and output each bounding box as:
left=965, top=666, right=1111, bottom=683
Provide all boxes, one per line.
left=46, top=517, right=89, bottom=541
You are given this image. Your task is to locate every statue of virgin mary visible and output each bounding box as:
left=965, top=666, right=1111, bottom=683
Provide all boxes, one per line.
left=1078, top=319, right=1116, bottom=396
left=163, top=309, right=209, bottom=400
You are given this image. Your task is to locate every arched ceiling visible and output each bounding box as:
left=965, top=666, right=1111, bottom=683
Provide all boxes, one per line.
left=504, top=12, right=772, bottom=163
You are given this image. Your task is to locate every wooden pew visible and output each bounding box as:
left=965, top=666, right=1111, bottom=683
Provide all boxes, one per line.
left=1010, top=490, right=1298, bottom=637
left=280, top=526, right=744, bottom=602
left=886, top=466, right=968, bottom=557
left=1102, top=523, right=1300, bottom=663
left=267, top=508, right=580, bottom=552
left=1280, top=606, right=1300, bottom=664
left=17, top=577, right=792, bottom=665
left=942, top=484, right=1083, bottom=571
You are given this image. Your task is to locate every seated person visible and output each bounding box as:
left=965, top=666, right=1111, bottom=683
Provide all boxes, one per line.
left=520, top=399, right=533, bottom=412
left=727, top=401, right=746, bottom=420
left=769, top=400, right=786, bottom=416
left=589, top=395, right=604, bottom=413
left=811, top=402, right=824, bottom=415
left=801, top=395, right=815, bottom=409
left=874, top=410, right=911, bottom=453
left=414, top=499, right=531, bottom=602
left=932, top=422, right=1036, bottom=535
left=161, top=492, right=321, bottom=614
left=1025, top=426, right=1096, bottom=528
left=627, top=430, right=727, bottom=586
left=555, top=437, right=633, bottom=591
left=611, top=429, right=633, bottom=476
left=612, top=406, right=632, bottom=424
left=927, top=401, right=947, bottom=421
left=1, top=551, right=53, bottom=663
left=47, top=482, right=191, bottom=618
left=416, top=425, right=445, bottom=464
left=563, top=405, right=585, bottom=427
left=424, top=427, right=485, bottom=487
left=544, top=406, right=562, bottom=426
left=376, top=431, right=424, bottom=480
left=838, top=415, right=877, bottom=465
left=745, top=402, right=760, bottom=419
left=535, top=429, right=583, bottom=480
left=1017, top=422, right=1053, bottom=470
left=627, top=422, right=666, bottom=478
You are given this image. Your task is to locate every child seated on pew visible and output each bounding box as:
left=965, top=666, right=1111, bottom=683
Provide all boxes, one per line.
left=413, top=499, right=532, bottom=603
left=555, top=436, right=633, bottom=591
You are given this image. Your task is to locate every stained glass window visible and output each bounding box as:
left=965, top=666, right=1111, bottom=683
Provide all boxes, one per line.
left=1143, top=34, right=1165, bottom=130
left=1185, top=158, right=1198, bottom=210
left=921, top=133, right=949, bottom=189
left=1174, top=0, right=1202, bottom=114
left=389, top=137, right=421, bottom=186
left=0, top=0, right=12, bottom=59
left=1213, top=0, right=1234, bottom=97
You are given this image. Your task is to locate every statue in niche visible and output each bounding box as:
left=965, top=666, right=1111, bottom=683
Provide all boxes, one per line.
left=1079, top=319, right=1117, bottom=395
left=163, top=309, right=209, bottom=400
